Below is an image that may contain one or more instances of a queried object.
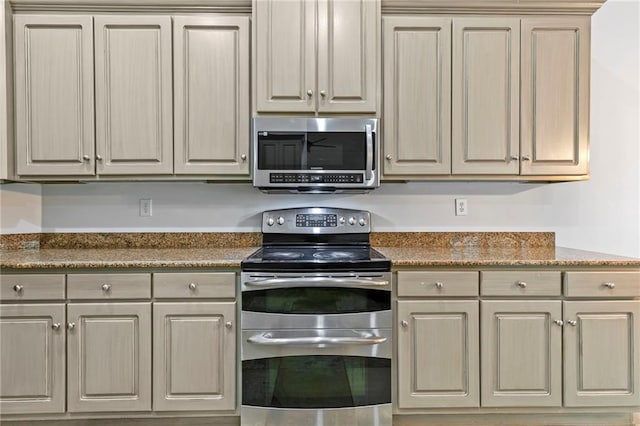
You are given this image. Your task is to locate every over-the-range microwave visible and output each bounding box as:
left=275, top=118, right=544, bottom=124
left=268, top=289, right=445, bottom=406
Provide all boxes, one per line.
left=252, top=117, right=379, bottom=193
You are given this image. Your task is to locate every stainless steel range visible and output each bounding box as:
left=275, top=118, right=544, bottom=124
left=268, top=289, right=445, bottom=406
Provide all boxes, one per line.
left=240, top=207, right=392, bottom=426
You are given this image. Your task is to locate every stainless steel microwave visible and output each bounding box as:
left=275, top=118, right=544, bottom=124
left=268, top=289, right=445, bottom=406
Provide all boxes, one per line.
left=252, top=117, right=379, bottom=193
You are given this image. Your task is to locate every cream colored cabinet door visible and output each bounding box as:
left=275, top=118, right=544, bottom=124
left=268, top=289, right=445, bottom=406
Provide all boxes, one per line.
left=521, top=17, right=590, bottom=176
left=0, top=304, right=65, bottom=414
left=481, top=300, right=562, bottom=407
left=397, top=300, right=479, bottom=408
left=153, top=302, right=236, bottom=411
left=174, top=16, right=250, bottom=176
left=452, top=18, right=520, bottom=175
left=564, top=300, right=640, bottom=407
left=66, top=302, right=151, bottom=412
left=382, top=17, right=451, bottom=176
left=254, top=0, right=315, bottom=112
left=14, top=15, right=95, bottom=176
left=94, top=16, right=173, bottom=175
left=316, top=0, right=378, bottom=113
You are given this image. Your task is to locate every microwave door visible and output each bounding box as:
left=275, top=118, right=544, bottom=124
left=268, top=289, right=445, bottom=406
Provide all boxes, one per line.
left=306, top=132, right=367, bottom=171
left=257, top=132, right=305, bottom=170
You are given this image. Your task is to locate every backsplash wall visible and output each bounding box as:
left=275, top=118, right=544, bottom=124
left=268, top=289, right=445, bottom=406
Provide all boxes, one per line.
left=0, top=0, right=638, bottom=258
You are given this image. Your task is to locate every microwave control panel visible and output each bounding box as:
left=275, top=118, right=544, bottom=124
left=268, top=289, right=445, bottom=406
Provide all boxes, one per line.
left=269, top=173, right=364, bottom=184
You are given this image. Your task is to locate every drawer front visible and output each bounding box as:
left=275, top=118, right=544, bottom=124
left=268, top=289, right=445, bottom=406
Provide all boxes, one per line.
left=153, top=272, right=235, bottom=298
left=565, top=271, right=640, bottom=298
left=481, top=271, right=561, bottom=296
left=0, top=274, right=65, bottom=300
left=67, top=274, right=151, bottom=299
left=397, top=271, right=478, bottom=297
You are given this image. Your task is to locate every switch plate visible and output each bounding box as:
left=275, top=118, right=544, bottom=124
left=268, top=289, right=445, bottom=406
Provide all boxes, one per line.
left=455, top=199, right=468, bottom=216
left=140, top=199, right=152, bottom=217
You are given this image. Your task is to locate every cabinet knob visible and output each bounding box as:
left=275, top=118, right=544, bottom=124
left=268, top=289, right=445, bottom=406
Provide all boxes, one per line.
left=307, top=89, right=313, bottom=97
left=567, top=320, right=577, bottom=326
left=521, top=155, right=531, bottom=161
left=510, top=155, right=519, bottom=161
left=52, top=323, right=61, bottom=331
left=385, top=155, right=392, bottom=161
left=101, top=284, right=111, bottom=292
left=82, top=154, right=90, bottom=161
left=67, top=322, right=76, bottom=331
left=240, top=154, right=247, bottom=161
left=188, top=282, right=197, bottom=291
left=320, top=90, right=326, bottom=98
left=400, top=320, right=408, bottom=328
left=554, top=319, right=564, bottom=326
left=435, top=282, right=444, bottom=289
left=13, top=284, right=24, bottom=293
left=225, top=321, right=233, bottom=329
left=603, top=282, right=616, bottom=289
left=96, top=155, right=103, bottom=161
left=516, top=281, right=527, bottom=288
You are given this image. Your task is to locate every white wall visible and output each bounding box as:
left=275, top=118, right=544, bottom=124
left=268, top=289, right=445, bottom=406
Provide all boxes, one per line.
left=0, top=183, right=42, bottom=234
left=4, top=0, right=637, bottom=257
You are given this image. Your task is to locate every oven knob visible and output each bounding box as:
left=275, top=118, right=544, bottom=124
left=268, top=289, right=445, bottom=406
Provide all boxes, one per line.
left=358, top=218, right=366, bottom=226
left=348, top=217, right=356, bottom=225
left=267, top=217, right=275, bottom=226
left=339, top=217, right=346, bottom=224
left=277, top=216, right=285, bottom=225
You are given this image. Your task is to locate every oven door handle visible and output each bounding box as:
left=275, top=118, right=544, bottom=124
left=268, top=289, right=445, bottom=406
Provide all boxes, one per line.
left=365, top=124, right=373, bottom=181
left=244, top=277, right=389, bottom=288
left=247, top=332, right=387, bottom=346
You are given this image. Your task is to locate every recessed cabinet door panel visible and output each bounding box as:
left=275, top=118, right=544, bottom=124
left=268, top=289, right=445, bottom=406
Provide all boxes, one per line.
left=255, top=0, right=315, bottom=112
left=174, top=16, right=250, bottom=176
left=0, top=304, right=65, bottom=414
left=521, top=17, right=589, bottom=175
left=153, top=302, right=236, bottom=411
left=564, top=301, right=640, bottom=407
left=382, top=17, right=451, bottom=176
left=397, top=300, right=479, bottom=408
left=94, top=16, right=173, bottom=175
left=67, top=303, right=151, bottom=412
left=481, top=301, right=562, bottom=407
left=452, top=18, right=520, bottom=175
left=317, top=0, right=377, bottom=113
left=14, top=15, right=94, bottom=176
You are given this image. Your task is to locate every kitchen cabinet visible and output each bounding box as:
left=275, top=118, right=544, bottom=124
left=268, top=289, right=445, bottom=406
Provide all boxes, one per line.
left=13, top=15, right=95, bottom=176
left=254, top=0, right=378, bottom=113
left=173, top=16, right=250, bottom=176
left=152, top=272, right=236, bottom=411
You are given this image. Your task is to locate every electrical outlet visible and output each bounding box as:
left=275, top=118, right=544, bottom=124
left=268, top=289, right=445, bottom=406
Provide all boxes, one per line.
left=455, top=199, right=468, bottom=216
left=140, top=199, right=152, bottom=217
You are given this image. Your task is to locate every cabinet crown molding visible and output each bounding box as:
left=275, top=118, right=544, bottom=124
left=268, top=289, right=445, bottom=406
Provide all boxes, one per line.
left=10, top=0, right=251, bottom=13
left=381, top=0, right=606, bottom=15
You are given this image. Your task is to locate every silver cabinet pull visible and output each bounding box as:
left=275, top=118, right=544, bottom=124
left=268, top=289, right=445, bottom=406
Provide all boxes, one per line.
left=320, top=90, right=326, bottom=98
left=435, top=282, right=444, bottom=289
left=521, top=155, right=531, bottom=161
left=101, top=284, right=111, bottom=292
left=554, top=319, right=564, bottom=326
left=52, top=323, right=61, bottom=331
left=240, top=154, right=247, bottom=161
left=96, top=155, right=103, bottom=161
left=13, top=284, right=24, bottom=293
left=400, top=320, right=408, bottom=328
left=82, top=154, right=90, bottom=161
left=516, top=281, right=527, bottom=288
left=510, top=155, right=519, bottom=161
left=188, top=282, right=197, bottom=291
left=225, top=321, right=233, bottom=329
left=567, top=320, right=577, bottom=326
left=307, top=89, right=313, bottom=97
left=67, top=322, right=76, bottom=331
left=385, top=154, right=392, bottom=161
left=603, top=282, right=616, bottom=289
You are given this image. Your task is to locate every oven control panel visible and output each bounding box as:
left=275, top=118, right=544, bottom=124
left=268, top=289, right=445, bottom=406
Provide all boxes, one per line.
left=262, top=207, right=371, bottom=234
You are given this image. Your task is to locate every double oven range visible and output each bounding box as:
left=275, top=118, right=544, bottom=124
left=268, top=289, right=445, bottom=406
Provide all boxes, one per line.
left=240, top=207, right=392, bottom=426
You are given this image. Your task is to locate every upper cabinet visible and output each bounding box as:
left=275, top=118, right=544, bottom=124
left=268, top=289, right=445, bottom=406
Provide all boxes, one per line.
left=254, top=0, right=379, bottom=113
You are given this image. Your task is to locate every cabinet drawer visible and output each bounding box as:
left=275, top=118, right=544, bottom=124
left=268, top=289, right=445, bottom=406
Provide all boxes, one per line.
left=67, top=274, right=151, bottom=299
left=565, top=271, right=640, bottom=298
left=0, top=274, right=65, bottom=300
left=481, top=271, right=561, bottom=296
left=153, top=272, right=235, bottom=298
left=397, top=271, right=478, bottom=297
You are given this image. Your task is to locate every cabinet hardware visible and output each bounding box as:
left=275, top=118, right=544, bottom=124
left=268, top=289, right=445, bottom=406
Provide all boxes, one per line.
left=400, top=320, right=408, bottom=328
left=96, top=155, right=103, bottom=161
left=567, top=320, right=577, bottom=326
left=385, top=155, right=392, bottom=161
left=435, top=282, right=444, bottom=289
left=521, top=155, right=531, bottom=161
left=320, top=90, right=326, bottom=98
left=67, top=322, right=76, bottom=331
left=13, top=284, right=24, bottom=293
left=241, top=154, right=247, bottom=161
left=603, top=282, right=616, bottom=289
left=101, top=284, right=111, bottom=292
left=188, top=282, right=197, bottom=291
left=225, top=321, right=233, bottom=329
left=554, top=319, right=564, bottom=326
left=82, top=154, right=90, bottom=161
left=52, top=323, right=61, bottom=331
left=307, top=89, right=313, bottom=97
left=516, top=281, right=527, bottom=288
left=510, top=155, right=519, bottom=161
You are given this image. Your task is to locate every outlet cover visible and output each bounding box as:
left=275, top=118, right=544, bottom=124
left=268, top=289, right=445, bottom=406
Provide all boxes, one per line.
left=455, top=199, right=468, bottom=216
left=140, top=199, right=152, bottom=217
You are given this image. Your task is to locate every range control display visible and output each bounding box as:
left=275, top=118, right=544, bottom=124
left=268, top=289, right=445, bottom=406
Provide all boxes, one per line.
left=296, top=214, right=338, bottom=227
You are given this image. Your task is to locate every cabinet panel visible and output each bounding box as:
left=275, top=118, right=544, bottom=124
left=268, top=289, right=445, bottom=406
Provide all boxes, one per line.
left=94, top=15, right=173, bottom=175
left=67, top=273, right=151, bottom=299
left=255, top=0, right=315, bottom=112
left=174, top=16, right=250, bottom=176
left=67, top=302, right=151, bottom=412
left=564, top=301, right=640, bottom=407
left=382, top=17, right=451, bottom=175
left=480, top=270, right=561, bottom=296
left=153, top=272, right=236, bottom=299
left=317, top=0, right=377, bottom=112
left=397, top=300, right=479, bottom=408
left=0, top=274, right=66, bottom=301
left=0, top=304, right=65, bottom=414
left=521, top=17, right=589, bottom=175
left=397, top=270, right=478, bottom=297
left=153, top=302, right=236, bottom=411
left=452, top=18, right=519, bottom=174
left=565, top=271, right=640, bottom=298
left=14, top=15, right=94, bottom=176
left=481, top=301, right=562, bottom=407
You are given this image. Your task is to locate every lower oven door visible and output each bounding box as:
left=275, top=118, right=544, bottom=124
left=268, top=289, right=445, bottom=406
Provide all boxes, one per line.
left=241, top=328, right=392, bottom=426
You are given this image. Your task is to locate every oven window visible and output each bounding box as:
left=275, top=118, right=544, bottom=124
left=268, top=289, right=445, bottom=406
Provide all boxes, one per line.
left=242, top=287, right=390, bottom=314
left=242, top=355, right=391, bottom=408
left=258, top=133, right=304, bottom=170
left=307, top=132, right=369, bottom=170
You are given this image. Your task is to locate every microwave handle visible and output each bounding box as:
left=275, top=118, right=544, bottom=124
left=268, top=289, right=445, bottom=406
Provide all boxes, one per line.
left=365, top=124, right=373, bottom=181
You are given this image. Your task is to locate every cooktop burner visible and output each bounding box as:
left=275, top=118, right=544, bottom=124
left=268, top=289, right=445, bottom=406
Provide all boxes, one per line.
left=312, top=250, right=359, bottom=260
